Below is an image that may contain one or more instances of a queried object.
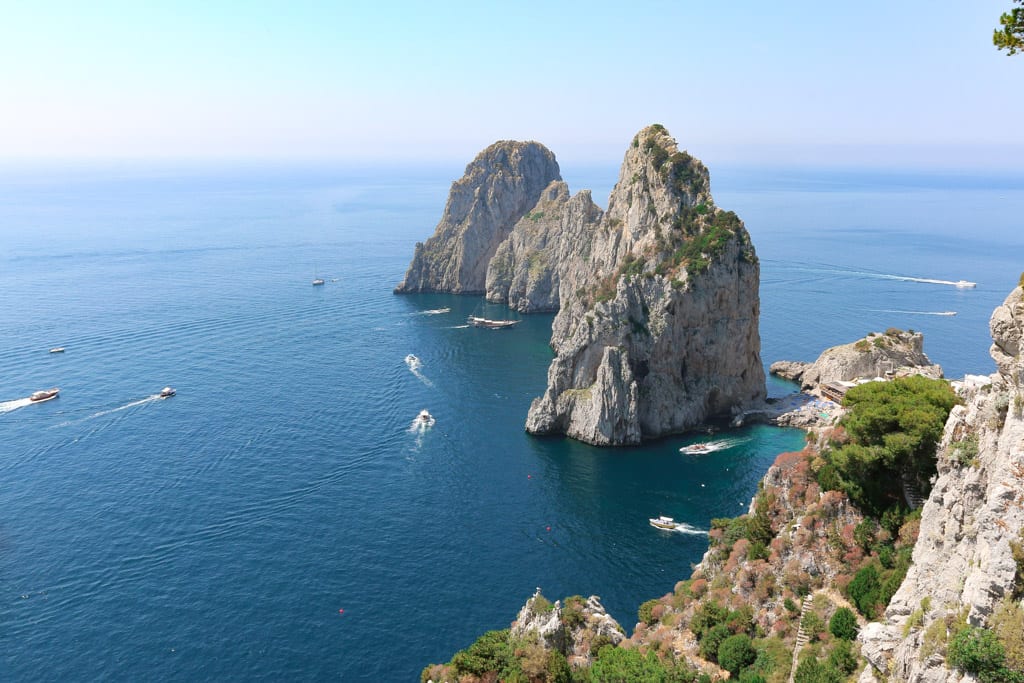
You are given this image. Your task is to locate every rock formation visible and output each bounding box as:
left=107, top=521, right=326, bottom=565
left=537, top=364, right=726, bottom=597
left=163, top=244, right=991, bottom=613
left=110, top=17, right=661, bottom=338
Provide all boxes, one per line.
left=858, top=285, right=1024, bottom=682
left=523, top=125, right=765, bottom=445
left=770, top=329, right=943, bottom=392
left=397, top=125, right=766, bottom=446
left=511, top=589, right=625, bottom=668
left=394, top=140, right=561, bottom=294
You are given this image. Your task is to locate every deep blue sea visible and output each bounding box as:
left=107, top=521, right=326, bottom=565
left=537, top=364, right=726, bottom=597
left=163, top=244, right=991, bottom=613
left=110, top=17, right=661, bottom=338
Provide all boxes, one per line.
left=2, top=161, right=1022, bottom=680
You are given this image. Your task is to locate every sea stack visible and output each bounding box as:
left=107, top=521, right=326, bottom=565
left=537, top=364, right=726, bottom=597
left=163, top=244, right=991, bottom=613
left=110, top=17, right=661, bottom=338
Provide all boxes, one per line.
left=394, top=141, right=561, bottom=294
left=523, top=125, right=765, bottom=445
left=395, top=125, right=766, bottom=446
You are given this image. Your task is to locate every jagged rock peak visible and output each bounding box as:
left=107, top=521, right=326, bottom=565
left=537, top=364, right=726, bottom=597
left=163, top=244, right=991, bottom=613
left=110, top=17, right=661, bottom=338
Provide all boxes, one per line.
left=525, top=124, right=765, bottom=445
left=394, top=140, right=561, bottom=294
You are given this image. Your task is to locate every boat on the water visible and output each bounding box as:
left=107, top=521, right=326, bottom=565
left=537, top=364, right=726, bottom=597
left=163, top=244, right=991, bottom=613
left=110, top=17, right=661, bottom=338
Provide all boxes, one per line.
left=415, top=409, right=434, bottom=427
left=30, top=388, right=60, bottom=402
left=679, top=443, right=710, bottom=454
left=955, top=280, right=976, bottom=288
left=467, top=315, right=520, bottom=329
left=405, top=354, right=419, bottom=364
left=49, top=347, right=65, bottom=353
left=159, top=387, right=176, bottom=398
left=649, top=515, right=680, bottom=531
left=312, top=277, right=325, bottom=286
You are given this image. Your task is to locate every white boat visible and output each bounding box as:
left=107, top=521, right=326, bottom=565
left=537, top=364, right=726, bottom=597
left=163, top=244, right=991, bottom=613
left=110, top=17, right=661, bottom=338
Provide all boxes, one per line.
left=649, top=515, right=679, bottom=530
left=679, top=443, right=710, bottom=455
left=955, top=280, right=976, bottom=288
left=312, top=277, right=325, bottom=286
left=405, top=354, right=419, bottom=364
left=30, top=388, right=60, bottom=403
left=159, top=387, right=176, bottom=398
left=49, top=347, right=65, bottom=353
left=467, top=315, right=520, bottom=329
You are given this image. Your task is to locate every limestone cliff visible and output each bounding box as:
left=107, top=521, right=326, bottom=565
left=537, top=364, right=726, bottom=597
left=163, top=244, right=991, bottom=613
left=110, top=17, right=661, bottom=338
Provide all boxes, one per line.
left=771, top=329, right=943, bottom=392
left=524, top=125, right=765, bottom=445
left=859, top=285, right=1024, bottom=683
left=395, top=141, right=561, bottom=294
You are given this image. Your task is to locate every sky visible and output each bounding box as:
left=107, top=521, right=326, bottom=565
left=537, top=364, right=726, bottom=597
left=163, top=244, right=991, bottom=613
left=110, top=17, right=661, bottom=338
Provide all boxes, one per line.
left=1, top=0, right=1022, bottom=168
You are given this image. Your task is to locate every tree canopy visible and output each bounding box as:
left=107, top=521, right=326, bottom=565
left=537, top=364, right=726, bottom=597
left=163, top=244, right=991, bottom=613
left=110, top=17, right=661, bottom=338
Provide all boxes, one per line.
left=994, top=1, right=1024, bottom=55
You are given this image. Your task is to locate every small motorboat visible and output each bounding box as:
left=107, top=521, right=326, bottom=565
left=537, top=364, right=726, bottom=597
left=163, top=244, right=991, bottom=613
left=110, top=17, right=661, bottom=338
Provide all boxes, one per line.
left=405, top=354, right=419, bottom=365
left=49, top=347, right=65, bottom=354
left=30, top=388, right=60, bottom=402
left=417, top=409, right=433, bottom=424
left=649, top=515, right=680, bottom=531
left=680, top=443, right=710, bottom=454
left=955, top=280, right=976, bottom=289
left=312, top=278, right=325, bottom=286
left=159, top=387, right=176, bottom=398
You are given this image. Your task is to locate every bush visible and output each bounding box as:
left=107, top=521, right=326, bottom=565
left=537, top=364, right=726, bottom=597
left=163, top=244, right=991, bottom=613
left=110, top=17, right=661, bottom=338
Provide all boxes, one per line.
left=700, top=624, right=733, bottom=662
left=829, top=607, right=858, bottom=640
left=638, top=598, right=661, bottom=626
left=828, top=640, right=858, bottom=675
left=847, top=564, right=881, bottom=617
left=947, top=626, right=1006, bottom=676
left=793, top=656, right=842, bottom=683
left=449, top=629, right=514, bottom=678
left=718, top=634, right=757, bottom=676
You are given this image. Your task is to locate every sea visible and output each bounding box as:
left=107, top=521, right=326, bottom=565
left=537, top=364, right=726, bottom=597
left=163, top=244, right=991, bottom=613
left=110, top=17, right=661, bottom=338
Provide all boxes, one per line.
left=2, top=160, right=1022, bottom=681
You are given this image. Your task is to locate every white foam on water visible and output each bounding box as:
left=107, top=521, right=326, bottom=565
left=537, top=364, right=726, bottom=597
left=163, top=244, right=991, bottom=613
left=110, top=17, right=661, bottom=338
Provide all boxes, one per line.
left=54, top=395, right=160, bottom=427
left=412, top=308, right=450, bottom=316
left=679, top=436, right=750, bottom=455
left=0, top=398, right=33, bottom=414
left=868, top=309, right=957, bottom=316
left=405, top=355, right=432, bottom=386
left=671, top=523, right=708, bottom=536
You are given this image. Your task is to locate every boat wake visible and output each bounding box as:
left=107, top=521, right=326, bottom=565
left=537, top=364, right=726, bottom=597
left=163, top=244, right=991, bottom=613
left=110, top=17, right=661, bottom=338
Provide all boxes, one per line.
left=679, top=436, right=750, bottom=455
left=448, top=324, right=470, bottom=329
left=868, top=309, right=957, bottom=316
left=669, top=523, right=708, bottom=536
left=404, top=354, right=432, bottom=386
left=0, top=398, right=34, bottom=414
left=54, top=395, right=161, bottom=427
left=412, top=308, right=451, bottom=316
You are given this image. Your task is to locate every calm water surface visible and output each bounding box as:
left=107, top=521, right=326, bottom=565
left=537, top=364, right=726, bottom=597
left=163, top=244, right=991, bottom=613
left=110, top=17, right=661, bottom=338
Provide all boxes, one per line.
left=1, top=162, right=1021, bottom=680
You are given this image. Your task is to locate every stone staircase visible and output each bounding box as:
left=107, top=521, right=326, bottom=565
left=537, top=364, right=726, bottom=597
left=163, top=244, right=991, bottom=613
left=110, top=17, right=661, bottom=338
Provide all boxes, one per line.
left=787, top=596, right=813, bottom=683
left=901, top=469, right=925, bottom=509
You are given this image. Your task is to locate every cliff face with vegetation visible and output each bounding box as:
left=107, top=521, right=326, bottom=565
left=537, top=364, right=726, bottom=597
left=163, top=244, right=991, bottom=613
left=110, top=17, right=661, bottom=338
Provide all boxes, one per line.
left=423, top=285, right=1024, bottom=683
left=394, top=140, right=561, bottom=294
left=523, top=125, right=765, bottom=445
left=398, top=125, right=766, bottom=446
left=858, top=285, right=1024, bottom=683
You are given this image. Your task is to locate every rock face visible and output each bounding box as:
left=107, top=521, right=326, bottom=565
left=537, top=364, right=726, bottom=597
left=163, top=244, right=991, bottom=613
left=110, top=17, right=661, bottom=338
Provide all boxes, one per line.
left=395, top=141, right=561, bottom=294
left=858, top=285, right=1024, bottom=682
left=770, top=330, right=943, bottom=392
left=511, top=589, right=625, bottom=668
left=524, top=125, right=765, bottom=444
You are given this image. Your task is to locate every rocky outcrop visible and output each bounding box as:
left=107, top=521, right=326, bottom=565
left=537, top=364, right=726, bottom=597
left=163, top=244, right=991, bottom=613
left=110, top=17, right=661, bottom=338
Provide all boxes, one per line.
left=770, top=330, right=943, bottom=392
left=485, top=182, right=603, bottom=312
left=395, top=141, right=561, bottom=294
left=858, top=285, right=1024, bottom=682
left=524, top=125, right=765, bottom=444
left=511, top=589, right=625, bottom=668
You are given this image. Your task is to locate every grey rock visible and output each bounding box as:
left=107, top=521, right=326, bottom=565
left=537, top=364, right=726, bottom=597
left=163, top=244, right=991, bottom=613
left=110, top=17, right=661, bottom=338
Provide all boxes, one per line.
left=395, top=140, right=561, bottom=294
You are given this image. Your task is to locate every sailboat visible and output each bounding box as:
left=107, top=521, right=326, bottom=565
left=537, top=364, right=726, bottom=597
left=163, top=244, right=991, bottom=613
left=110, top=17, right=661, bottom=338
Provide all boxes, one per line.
left=466, top=303, right=520, bottom=329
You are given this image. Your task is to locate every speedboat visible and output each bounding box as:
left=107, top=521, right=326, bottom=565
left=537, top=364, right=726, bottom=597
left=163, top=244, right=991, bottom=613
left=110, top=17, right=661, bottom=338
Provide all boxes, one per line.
left=649, top=515, right=679, bottom=530
left=49, top=347, right=65, bottom=353
left=405, top=354, right=419, bottom=364
left=30, top=388, right=60, bottom=402
left=159, top=387, right=176, bottom=398
left=417, top=409, right=433, bottom=423
left=680, top=443, right=710, bottom=454
left=955, top=280, right=976, bottom=289
left=312, top=278, right=325, bottom=286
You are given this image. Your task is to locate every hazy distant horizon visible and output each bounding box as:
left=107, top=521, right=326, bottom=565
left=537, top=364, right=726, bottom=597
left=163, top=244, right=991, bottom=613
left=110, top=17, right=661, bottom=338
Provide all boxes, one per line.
left=2, top=1, right=1021, bottom=168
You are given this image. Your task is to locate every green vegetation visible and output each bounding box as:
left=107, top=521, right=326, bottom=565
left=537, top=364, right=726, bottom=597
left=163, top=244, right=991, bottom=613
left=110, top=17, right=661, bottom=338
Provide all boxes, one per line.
left=718, top=634, right=757, bottom=676
left=828, top=607, right=858, bottom=640
left=639, top=598, right=662, bottom=626
left=951, top=433, right=980, bottom=467
left=994, top=1, right=1024, bottom=55
left=817, top=375, right=958, bottom=517
left=588, top=645, right=696, bottom=683
left=992, top=598, right=1024, bottom=673
left=947, top=626, right=1023, bottom=683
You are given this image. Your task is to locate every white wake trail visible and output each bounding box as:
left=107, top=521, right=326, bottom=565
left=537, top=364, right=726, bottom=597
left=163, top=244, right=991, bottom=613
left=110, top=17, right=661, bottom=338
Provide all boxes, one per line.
left=0, top=398, right=34, bottom=414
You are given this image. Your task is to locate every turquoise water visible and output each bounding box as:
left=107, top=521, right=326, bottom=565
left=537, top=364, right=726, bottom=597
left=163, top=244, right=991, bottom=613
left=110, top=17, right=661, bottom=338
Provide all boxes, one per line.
left=1, top=163, right=1021, bottom=680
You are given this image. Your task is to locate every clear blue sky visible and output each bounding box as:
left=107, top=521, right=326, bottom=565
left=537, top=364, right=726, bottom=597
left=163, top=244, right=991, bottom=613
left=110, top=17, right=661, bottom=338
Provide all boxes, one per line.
left=1, top=0, right=1021, bottom=167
